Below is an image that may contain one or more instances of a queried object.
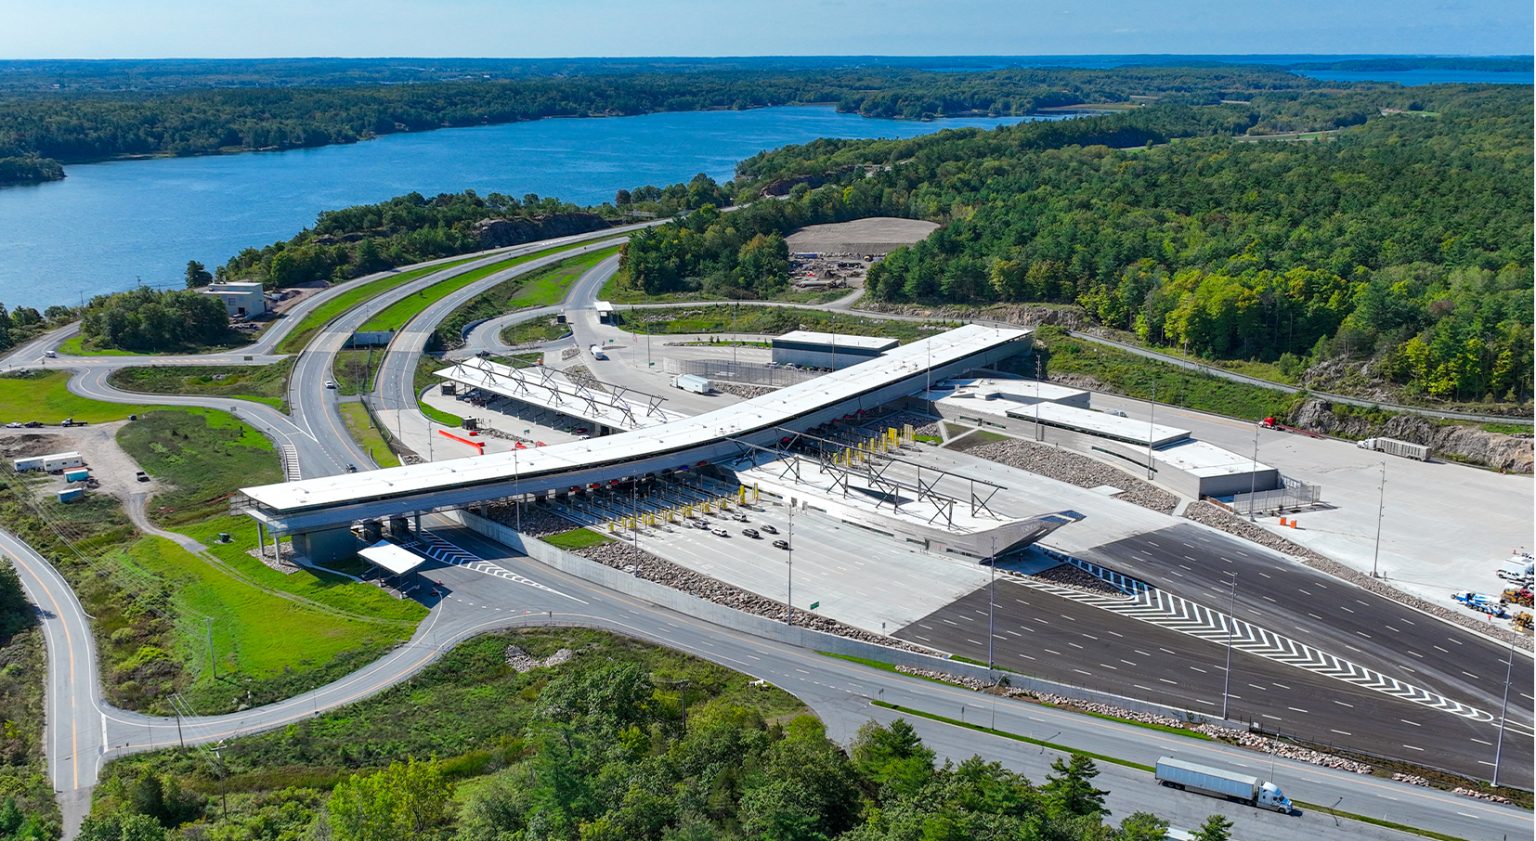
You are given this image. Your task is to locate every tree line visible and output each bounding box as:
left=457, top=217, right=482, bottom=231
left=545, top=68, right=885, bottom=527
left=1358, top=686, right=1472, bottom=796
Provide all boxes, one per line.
left=622, top=85, right=1533, bottom=404
left=0, top=64, right=1324, bottom=185
left=74, top=654, right=1236, bottom=841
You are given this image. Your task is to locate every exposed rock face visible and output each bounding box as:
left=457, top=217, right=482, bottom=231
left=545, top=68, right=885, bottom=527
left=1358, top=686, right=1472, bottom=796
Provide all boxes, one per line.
left=473, top=213, right=611, bottom=249
left=1290, top=399, right=1533, bottom=473
left=855, top=301, right=1096, bottom=330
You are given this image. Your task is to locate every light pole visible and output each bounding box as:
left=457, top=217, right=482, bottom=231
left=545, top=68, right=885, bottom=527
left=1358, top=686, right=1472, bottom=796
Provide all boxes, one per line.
left=1145, top=378, right=1157, bottom=480
left=1247, top=422, right=1259, bottom=521
left=1221, top=572, right=1237, bottom=720
left=1034, top=354, right=1044, bottom=441
left=1371, top=462, right=1386, bottom=578
left=785, top=504, right=794, bottom=626
left=1491, top=633, right=1515, bottom=787
left=987, top=537, right=997, bottom=670
left=513, top=448, right=521, bottom=532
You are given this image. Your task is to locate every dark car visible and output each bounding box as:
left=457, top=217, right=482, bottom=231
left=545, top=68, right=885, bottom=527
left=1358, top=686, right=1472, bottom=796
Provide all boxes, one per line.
left=760, top=524, right=779, bottom=535
left=772, top=539, right=790, bottom=550
left=742, top=528, right=759, bottom=539
left=22, top=421, right=42, bottom=429
left=135, top=471, right=149, bottom=482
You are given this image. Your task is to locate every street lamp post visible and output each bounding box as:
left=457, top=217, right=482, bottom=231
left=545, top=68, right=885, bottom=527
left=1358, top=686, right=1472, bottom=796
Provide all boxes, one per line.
left=1247, top=422, right=1259, bottom=521
left=1492, top=633, right=1516, bottom=787
left=785, top=504, right=794, bottom=626
left=1371, top=462, right=1386, bottom=578
left=1145, top=378, right=1157, bottom=480
left=987, top=537, right=997, bottom=670
left=1221, top=572, right=1237, bottom=720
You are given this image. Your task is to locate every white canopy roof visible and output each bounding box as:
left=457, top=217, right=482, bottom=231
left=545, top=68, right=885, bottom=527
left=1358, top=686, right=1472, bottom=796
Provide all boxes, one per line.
left=358, top=540, right=426, bottom=576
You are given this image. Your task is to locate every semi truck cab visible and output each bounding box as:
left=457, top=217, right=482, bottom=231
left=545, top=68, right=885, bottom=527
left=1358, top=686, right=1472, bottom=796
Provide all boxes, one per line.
left=1257, top=781, right=1292, bottom=813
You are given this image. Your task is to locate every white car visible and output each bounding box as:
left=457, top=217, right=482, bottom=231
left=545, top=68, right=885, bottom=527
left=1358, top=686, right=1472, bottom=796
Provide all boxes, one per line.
left=710, top=528, right=730, bottom=537
left=324, top=380, right=337, bottom=389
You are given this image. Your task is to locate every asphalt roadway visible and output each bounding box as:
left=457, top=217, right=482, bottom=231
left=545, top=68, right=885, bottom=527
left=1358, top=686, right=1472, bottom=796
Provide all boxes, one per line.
left=7, top=224, right=1533, bottom=838
left=21, top=516, right=1523, bottom=841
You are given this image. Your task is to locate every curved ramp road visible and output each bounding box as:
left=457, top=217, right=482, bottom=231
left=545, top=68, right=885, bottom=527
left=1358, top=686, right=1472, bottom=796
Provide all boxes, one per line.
left=4, top=221, right=1530, bottom=839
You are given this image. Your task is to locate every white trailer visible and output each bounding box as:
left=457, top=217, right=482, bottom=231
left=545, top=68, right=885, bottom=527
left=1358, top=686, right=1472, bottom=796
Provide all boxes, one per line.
left=1154, top=756, right=1292, bottom=813
left=589, top=344, right=608, bottom=360
left=17, top=451, right=87, bottom=473
left=671, top=374, right=712, bottom=394
left=1357, top=437, right=1430, bottom=461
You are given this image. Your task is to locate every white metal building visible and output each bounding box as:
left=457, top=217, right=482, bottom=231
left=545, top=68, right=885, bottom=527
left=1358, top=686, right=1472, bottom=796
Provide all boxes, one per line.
left=771, top=330, right=899, bottom=370
left=201, top=282, right=267, bottom=318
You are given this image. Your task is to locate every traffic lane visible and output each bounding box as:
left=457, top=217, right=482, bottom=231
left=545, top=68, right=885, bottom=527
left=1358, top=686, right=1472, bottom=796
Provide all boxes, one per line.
left=1085, top=525, right=1534, bottom=723
left=446, top=526, right=1534, bottom=839
left=895, top=580, right=1534, bottom=788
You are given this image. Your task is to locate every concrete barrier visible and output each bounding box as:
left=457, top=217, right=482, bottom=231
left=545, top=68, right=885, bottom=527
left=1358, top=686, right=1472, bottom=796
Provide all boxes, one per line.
left=452, top=509, right=1226, bottom=725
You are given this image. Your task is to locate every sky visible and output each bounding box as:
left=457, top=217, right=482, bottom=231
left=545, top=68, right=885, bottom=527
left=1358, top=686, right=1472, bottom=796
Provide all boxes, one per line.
left=3, top=0, right=1531, bottom=59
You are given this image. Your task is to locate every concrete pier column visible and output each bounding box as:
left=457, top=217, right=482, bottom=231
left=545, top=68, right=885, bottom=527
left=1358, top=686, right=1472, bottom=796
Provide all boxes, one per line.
left=256, top=521, right=267, bottom=558
left=292, top=527, right=360, bottom=564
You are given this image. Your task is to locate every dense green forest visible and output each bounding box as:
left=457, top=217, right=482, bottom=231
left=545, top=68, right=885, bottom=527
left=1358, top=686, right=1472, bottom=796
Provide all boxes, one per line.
left=620, top=84, right=1533, bottom=405
left=0, top=563, right=56, bottom=841
left=75, top=629, right=1227, bottom=841
left=78, top=287, right=233, bottom=353
left=0, top=64, right=1321, bottom=185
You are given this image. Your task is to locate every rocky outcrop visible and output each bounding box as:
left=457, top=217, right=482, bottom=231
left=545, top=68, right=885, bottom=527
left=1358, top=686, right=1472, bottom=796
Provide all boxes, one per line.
left=473, top=213, right=611, bottom=249
left=1290, top=399, right=1533, bottom=473
left=854, top=301, right=1097, bottom=330
left=963, top=438, right=1180, bottom=514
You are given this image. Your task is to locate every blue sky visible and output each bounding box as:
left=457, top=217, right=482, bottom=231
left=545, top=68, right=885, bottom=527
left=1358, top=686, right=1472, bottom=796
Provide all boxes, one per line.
left=5, top=0, right=1531, bottom=59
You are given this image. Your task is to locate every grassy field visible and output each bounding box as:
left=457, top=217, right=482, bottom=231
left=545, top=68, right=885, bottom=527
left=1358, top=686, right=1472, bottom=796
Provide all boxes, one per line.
left=117, top=409, right=282, bottom=526
left=0, top=370, right=148, bottom=423
left=56, top=335, right=151, bottom=357
left=1036, top=326, right=1302, bottom=422
left=108, top=360, right=295, bottom=411
left=499, top=317, right=570, bottom=346
left=338, top=401, right=402, bottom=467
left=332, top=347, right=377, bottom=395
left=622, top=305, right=957, bottom=343
left=360, top=241, right=606, bottom=336
left=92, top=628, right=806, bottom=831
left=541, top=527, right=613, bottom=550
left=433, top=246, right=617, bottom=349
left=275, top=257, right=478, bottom=354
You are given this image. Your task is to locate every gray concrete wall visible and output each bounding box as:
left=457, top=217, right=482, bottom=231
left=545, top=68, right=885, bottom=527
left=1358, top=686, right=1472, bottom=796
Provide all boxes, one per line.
left=451, top=509, right=1224, bottom=726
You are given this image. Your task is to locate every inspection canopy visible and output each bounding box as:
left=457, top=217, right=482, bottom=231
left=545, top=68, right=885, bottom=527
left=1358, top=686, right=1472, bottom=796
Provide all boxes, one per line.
left=358, top=540, right=426, bottom=576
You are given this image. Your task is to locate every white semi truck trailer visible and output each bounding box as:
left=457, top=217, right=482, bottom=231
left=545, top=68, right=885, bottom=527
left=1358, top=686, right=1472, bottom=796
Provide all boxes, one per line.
left=1357, top=437, right=1430, bottom=461
left=1154, top=756, right=1292, bottom=813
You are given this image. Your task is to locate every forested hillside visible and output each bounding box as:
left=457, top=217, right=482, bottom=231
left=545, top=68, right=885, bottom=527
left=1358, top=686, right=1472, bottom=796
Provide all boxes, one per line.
left=0, top=64, right=1318, bottom=185
left=621, top=85, right=1533, bottom=406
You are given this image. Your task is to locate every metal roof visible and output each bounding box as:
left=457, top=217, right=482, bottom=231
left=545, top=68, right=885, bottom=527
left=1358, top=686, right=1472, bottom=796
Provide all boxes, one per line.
left=358, top=540, right=426, bottom=575
left=242, top=325, right=1030, bottom=515
left=772, top=330, right=900, bottom=351
left=436, top=358, right=684, bottom=431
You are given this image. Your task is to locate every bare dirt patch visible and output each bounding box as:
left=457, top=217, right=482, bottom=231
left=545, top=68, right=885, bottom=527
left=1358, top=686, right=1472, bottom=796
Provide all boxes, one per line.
left=0, top=421, right=157, bottom=504
left=785, top=217, right=939, bottom=255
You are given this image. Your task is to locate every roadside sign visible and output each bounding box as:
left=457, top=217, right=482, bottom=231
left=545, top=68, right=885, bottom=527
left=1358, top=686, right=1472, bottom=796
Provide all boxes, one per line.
left=809, top=601, right=820, bottom=610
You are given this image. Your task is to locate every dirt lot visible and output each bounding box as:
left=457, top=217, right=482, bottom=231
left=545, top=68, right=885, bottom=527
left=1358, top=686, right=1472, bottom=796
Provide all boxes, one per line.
left=0, top=422, right=159, bottom=504
left=784, top=217, right=939, bottom=255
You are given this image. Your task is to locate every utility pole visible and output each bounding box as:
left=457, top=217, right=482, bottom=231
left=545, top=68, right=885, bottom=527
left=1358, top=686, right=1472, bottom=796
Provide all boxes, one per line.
left=1492, top=632, right=1515, bottom=787
left=1221, top=572, right=1237, bottom=720
left=205, top=617, right=215, bottom=680
left=1146, top=378, right=1157, bottom=480
left=514, top=448, right=521, bottom=532
left=1034, top=354, right=1043, bottom=441
left=1371, top=462, right=1386, bottom=578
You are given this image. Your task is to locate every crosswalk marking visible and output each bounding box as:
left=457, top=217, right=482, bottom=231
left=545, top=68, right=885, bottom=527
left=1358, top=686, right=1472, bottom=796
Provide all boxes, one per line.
left=279, top=444, right=301, bottom=481
left=416, top=530, right=584, bottom=602
left=1010, top=556, right=1492, bottom=723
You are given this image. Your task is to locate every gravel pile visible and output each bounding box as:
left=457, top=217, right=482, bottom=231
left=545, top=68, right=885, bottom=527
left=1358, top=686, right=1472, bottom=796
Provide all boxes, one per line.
left=1193, top=725, right=1374, bottom=774
left=1184, top=502, right=1533, bottom=650
left=714, top=382, right=773, bottom=400
left=1454, top=787, right=1513, bottom=805
left=575, top=540, right=937, bottom=654
left=1026, top=564, right=1126, bottom=597
left=1393, top=773, right=1431, bottom=787
left=966, top=439, right=1179, bottom=514
left=893, top=666, right=1373, bottom=773
left=560, top=347, right=580, bottom=361
left=484, top=503, right=572, bottom=538
left=504, top=644, right=575, bottom=673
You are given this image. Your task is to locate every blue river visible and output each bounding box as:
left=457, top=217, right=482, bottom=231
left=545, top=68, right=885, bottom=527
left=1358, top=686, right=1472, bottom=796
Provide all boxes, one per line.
left=0, top=107, right=1045, bottom=310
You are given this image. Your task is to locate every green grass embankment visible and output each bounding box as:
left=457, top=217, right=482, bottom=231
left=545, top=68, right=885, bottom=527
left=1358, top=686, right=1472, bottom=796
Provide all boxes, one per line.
left=623, top=305, right=956, bottom=343
left=541, top=527, right=614, bottom=550
left=107, top=360, right=295, bottom=411
left=337, top=402, right=402, bottom=468
left=0, top=370, right=148, bottom=422
left=276, top=257, right=478, bottom=354
left=438, top=245, right=617, bottom=348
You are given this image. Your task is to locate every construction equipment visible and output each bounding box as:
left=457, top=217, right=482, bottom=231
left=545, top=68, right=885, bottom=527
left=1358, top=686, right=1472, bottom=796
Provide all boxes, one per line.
left=1454, top=591, right=1510, bottom=618
left=1512, top=612, right=1533, bottom=633
left=1501, top=587, right=1533, bottom=608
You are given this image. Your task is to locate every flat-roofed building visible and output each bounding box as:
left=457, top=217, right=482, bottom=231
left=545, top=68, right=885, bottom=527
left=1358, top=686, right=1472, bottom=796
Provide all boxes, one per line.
left=771, top=330, right=900, bottom=370
left=201, top=282, right=267, bottom=318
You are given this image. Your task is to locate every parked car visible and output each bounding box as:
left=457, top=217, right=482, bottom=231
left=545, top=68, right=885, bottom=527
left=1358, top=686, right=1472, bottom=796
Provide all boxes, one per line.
left=324, top=379, right=337, bottom=389
left=742, top=528, right=760, bottom=539
left=22, top=421, right=42, bottom=429
left=760, top=524, right=779, bottom=535
left=135, top=471, right=149, bottom=482
left=731, top=513, right=749, bottom=522
left=772, top=540, right=790, bottom=550
left=3, top=422, right=20, bottom=428
left=711, top=528, right=730, bottom=537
